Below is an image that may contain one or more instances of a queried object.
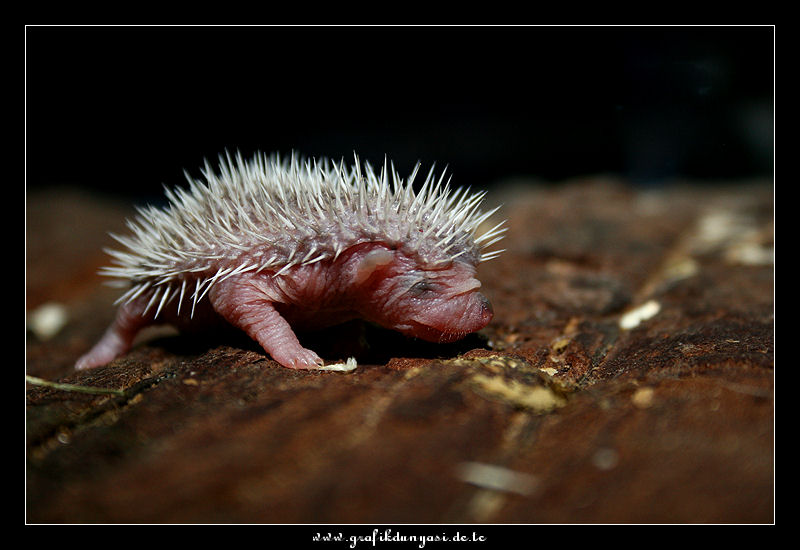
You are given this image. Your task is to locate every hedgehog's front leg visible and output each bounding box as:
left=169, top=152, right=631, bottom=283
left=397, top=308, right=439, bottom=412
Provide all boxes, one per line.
left=209, top=276, right=324, bottom=369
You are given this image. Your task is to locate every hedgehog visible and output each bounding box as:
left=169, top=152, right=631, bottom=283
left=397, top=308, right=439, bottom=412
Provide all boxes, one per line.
left=75, top=151, right=506, bottom=371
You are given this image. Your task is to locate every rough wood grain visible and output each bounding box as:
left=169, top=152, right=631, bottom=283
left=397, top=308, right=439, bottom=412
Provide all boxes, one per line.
left=26, top=180, right=774, bottom=523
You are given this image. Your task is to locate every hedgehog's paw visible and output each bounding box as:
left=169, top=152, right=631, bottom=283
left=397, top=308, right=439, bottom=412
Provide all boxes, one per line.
left=75, top=330, right=127, bottom=370
left=271, top=346, right=325, bottom=370
left=75, top=350, right=114, bottom=370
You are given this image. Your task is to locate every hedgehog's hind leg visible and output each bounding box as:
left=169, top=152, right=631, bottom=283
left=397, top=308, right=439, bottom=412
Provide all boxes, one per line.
left=209, top=278, right=324, bottom=370
left=75, top=299, right=151, bottom=370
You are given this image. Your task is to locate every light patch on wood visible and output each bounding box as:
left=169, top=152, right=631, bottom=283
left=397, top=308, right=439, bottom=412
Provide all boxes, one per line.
left=619, top=300, right=661, bottom=330
left=631, top=386, right=656, bottom=408
left=456, top=461, right=538, bottom=495
left=316, top=357, right=358, bottom=372
left=470, top=374, right=567, bottom=412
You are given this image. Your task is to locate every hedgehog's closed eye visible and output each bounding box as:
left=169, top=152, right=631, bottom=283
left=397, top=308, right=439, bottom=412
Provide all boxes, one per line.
left=409, top=279, right=435, bottom=295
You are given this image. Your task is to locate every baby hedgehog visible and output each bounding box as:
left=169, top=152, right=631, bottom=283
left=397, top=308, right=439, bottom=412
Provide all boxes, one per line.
left=75, top=152, right=506, bottom=370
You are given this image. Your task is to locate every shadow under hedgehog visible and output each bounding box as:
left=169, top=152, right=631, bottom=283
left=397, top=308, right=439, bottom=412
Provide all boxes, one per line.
left=76, top=151, right=506, bottom=370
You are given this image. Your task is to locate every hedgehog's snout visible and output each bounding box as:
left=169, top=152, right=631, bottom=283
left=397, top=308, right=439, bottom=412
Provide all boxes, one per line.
left=433, top=290, right=494, bottom=342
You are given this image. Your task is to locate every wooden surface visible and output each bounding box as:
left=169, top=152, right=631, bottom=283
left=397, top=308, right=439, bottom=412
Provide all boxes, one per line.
left=25, top=179, right=774, bottom=524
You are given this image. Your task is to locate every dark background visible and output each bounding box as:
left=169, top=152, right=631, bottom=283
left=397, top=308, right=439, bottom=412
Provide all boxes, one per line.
left=26, top=26, right=773, bottom=200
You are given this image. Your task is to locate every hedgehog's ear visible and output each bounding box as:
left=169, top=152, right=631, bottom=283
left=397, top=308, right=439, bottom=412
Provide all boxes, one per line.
left=352, top=248, right=395, bottom=285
